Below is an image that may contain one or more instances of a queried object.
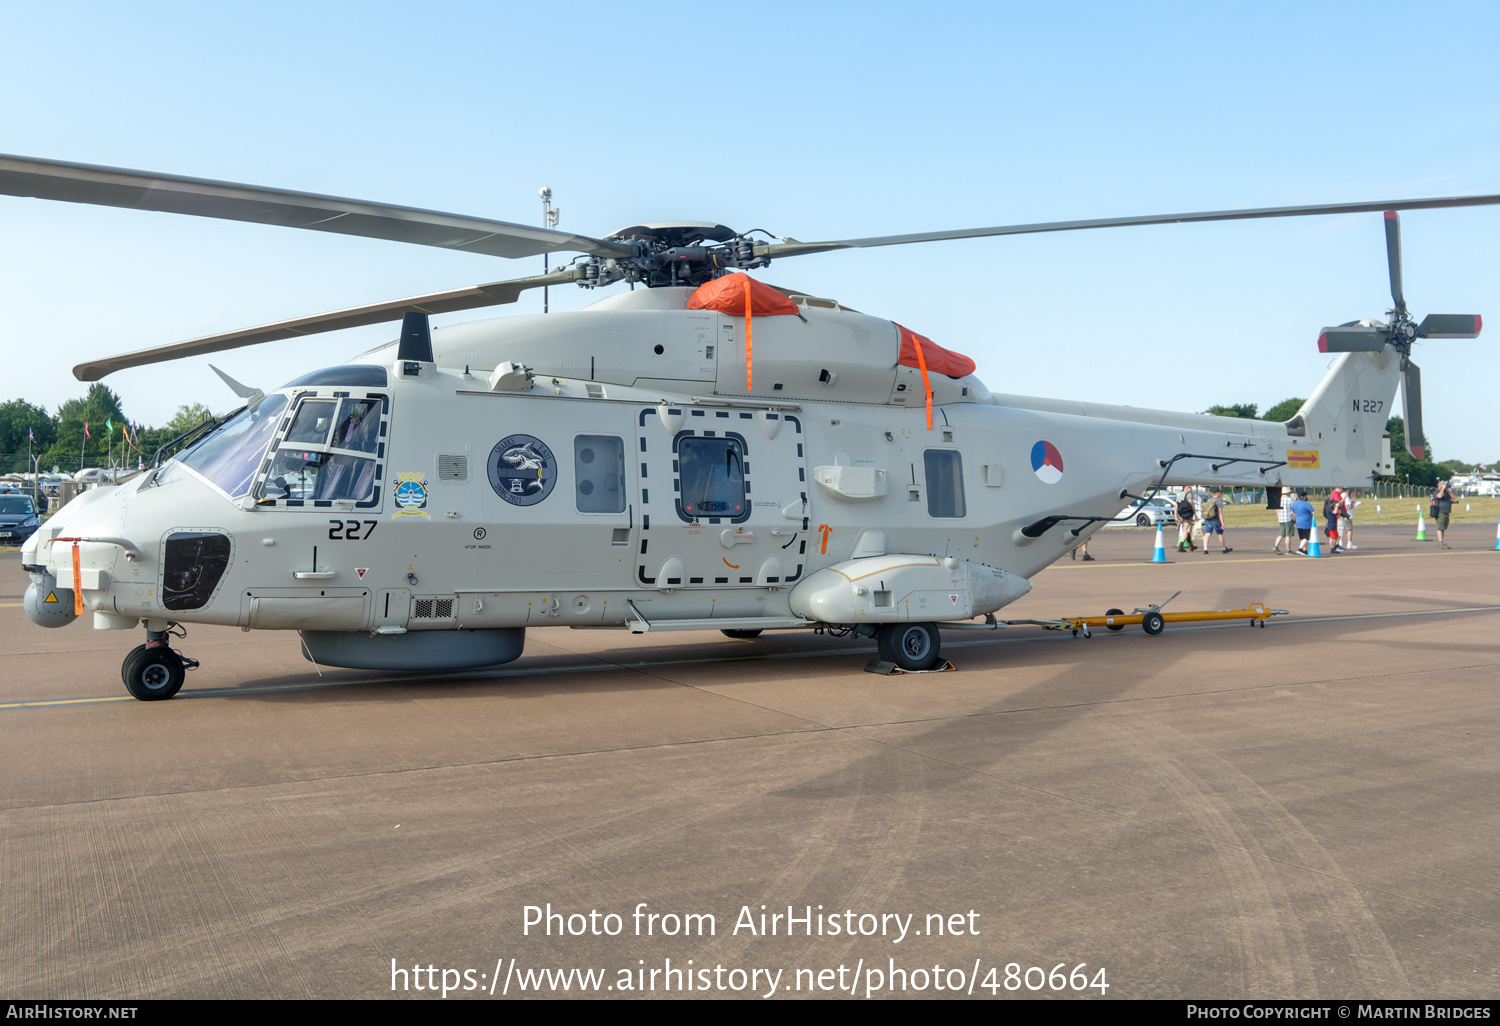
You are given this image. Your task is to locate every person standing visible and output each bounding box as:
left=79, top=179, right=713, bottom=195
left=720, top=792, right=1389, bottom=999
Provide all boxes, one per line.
left=1273, top=486, right=1296, bottom=554
left=1292, top=490, right=1317, bottom=554
left=1339, top=487, right=1357, bottom=550
left=1176, top=492, right=1197, bottom=552
left=1431, top=480, right=1455, bottom=549
left=1323, top=487, right=1344, bottom=553
left=1201, top=487, right=1231, bottom=553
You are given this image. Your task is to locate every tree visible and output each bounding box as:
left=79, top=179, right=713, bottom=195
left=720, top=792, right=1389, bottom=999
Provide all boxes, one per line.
left=1261, top=397, right=1305, bottom=423
left=1205, top=403, right=1258, bottom=419
left=0, top=400, right=56, bottom=473
left=164, top=403, right=215, bottom=436
left=1384, top=416, right=1440, bottom=488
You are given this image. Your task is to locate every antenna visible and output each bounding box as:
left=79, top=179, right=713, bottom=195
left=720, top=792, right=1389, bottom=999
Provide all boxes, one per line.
left=540, top=187, right=559, bottom=313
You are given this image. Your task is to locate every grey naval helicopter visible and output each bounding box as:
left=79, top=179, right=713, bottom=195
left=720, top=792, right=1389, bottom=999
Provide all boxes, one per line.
left=2, top=154, right=1492, bottom=700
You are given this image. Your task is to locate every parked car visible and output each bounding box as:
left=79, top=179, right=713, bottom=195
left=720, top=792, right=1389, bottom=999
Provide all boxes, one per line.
left=0, top=494, right=42, bottom=545
left=1116, top=496, right=1179, bottom=527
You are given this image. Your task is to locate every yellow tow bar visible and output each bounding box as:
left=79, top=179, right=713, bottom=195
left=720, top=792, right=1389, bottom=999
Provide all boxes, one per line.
left=1003, top=591, right=1288, bottom=638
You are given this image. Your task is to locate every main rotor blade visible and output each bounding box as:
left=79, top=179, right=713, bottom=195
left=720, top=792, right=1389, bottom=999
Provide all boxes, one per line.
left=1402, top=361, right=1424, bottom=459
left=0, top=154, right=634, bottom=261
left=1318, top=326, right=1390, bottom=353
left=1384, top=210, right=1406, bottom=315
left=756, top=192, right=1500, bottom=260
left=1418, top=313, right=1483, bottom=338
left=72, top=268, right=578, bottom=381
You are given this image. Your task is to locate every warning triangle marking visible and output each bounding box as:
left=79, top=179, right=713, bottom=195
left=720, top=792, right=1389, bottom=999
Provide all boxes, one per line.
left=355, top=567, right=368, bottom=579
left=44, top=591, right=58, bottom=603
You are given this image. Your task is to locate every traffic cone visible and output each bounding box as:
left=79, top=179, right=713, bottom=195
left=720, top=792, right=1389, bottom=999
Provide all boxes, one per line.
left=1494, top=516, right=1499, bottom=551
left=1376, top=502, right=1382, bottom=513
left=1151, top=524, right=1167, bottom=563
left=1306, top=533, right=1323, bottom=557
left=1415, top=513, right=1429, bottom=541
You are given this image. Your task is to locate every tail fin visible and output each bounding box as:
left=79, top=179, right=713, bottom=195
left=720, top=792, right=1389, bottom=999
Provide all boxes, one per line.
left=1279, top=348, right=1401, bottom=487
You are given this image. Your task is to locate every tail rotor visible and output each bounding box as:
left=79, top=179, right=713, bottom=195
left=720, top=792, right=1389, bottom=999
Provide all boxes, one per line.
left=1315, top=210, right=1481, bottom=457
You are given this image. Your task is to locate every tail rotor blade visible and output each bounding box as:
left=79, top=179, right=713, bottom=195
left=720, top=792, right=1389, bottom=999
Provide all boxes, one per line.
left=1402, top=361, right=1424, bottom=459
left=1383, top=211, right=1406, bottom=315
left=1418, top=313, right=1483, bottom=339
left=1318, top=326, right=1389, bottom=353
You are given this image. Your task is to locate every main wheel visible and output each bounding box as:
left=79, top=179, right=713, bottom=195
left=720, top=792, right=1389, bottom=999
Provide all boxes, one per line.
left=879, top=622, right=942, bottom=671
left=1104, top=608, right=1126, bottom=632
left=123, top=645, right=185, bottom=701
left=1136, top=513, right=1151, bottom=527
left=720, top=629, right=763, bottom=639
left=1141, top=611, right=1165, bottom=636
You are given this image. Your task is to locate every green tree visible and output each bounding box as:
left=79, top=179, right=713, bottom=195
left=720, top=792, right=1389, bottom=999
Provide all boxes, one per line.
left=1261, top=397, right=1306, bottom=423
left=1438, top=459, right=1474, bottom=476
left=1205, top=402, right=1258, bottom=419
left=1384, top=416, right=1440, bottom=488
left=0, top=400, right=57, bottom=473
left=164, top=403, right=215, bottom=436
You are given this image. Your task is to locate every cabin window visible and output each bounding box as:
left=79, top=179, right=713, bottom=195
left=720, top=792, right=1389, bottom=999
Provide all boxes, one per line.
left=923, top=449, right=966, bottom=518
left=676, top=436, right=747, bottom=522
left=574, top=434, right=625, bottom=513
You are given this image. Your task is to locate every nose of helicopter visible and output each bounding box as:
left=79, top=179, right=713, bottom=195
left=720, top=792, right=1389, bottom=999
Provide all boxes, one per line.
left=21, top=483, right=137, bottom=630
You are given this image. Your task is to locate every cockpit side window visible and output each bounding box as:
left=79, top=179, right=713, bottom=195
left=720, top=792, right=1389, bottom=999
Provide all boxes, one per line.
left=256, top=392, right=388, bottom=509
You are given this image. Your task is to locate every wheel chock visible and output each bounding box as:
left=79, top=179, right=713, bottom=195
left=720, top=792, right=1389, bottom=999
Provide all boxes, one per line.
left=864, top=659, right=957, bottom=675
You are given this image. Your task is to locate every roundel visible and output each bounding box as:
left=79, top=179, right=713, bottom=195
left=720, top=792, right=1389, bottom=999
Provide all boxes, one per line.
left=1030, top=440, right=1064, bottom=484
left=488, top=434, right=558, bottom=506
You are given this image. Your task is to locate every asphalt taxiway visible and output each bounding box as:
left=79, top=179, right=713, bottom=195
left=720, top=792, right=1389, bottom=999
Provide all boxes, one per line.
left=2, top=524, right=1497, bottom=999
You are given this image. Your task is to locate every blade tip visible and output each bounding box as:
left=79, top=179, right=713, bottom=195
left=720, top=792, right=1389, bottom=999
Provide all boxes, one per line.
left=1384, top=210, right=1398, bottom=219
left=1317, top=332, right=1329, bottom=353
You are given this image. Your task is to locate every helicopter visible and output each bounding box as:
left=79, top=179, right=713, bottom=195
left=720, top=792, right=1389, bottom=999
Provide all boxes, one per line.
left=2, top=154, right=1492, bottom=700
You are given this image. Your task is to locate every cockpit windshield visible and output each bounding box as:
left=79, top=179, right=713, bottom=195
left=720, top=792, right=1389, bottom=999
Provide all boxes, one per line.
left=177, top=394, right=289, bottom=498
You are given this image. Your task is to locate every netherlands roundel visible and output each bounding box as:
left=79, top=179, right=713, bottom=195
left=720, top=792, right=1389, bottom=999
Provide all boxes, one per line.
left=1030, top=440, right=1064, bottom=484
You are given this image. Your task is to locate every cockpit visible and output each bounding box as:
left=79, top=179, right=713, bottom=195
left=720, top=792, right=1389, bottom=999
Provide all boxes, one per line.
left=170, top=366, right=389, bottom=508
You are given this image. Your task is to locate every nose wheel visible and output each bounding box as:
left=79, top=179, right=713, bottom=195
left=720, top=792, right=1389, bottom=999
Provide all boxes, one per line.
left=121, top=625, right=198, bottom=701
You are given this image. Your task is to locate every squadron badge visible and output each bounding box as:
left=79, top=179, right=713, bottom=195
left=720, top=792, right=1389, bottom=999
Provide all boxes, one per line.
left=488, top=434, right=557, bottom=506
left=392, top=472, right=430, bottom=518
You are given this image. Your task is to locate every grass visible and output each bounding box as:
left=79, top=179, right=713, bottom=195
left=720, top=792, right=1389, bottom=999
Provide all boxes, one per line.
left=1221, top=495, right=1500, bottom=528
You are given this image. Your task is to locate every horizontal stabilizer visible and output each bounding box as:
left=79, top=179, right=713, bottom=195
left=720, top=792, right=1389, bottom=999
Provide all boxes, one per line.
left=1317, top=326, right=1388, bottom=353
left=1418, top=313, right=1482, bottom=339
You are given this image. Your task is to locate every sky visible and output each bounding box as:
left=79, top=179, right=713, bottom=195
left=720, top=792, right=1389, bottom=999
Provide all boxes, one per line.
left=3, top=1, right=1499, bottom=463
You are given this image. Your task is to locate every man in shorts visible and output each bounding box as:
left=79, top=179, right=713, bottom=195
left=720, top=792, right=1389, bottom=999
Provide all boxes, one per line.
left=1200, top=487, right=1231, bottom=553
left=1176, top=492, right=1197, bottom=551
left=1339, top=487, right=1357, bottom=550
left=1291, top=490, right=1317, bottom=555
left=1273, top=486, right=1296, bottom=554
left=1431, top=480, right=1455, bottom=549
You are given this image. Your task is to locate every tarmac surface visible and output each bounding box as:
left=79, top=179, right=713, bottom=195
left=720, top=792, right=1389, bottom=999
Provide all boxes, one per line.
left=2, top=523, right=1497, bottom=1000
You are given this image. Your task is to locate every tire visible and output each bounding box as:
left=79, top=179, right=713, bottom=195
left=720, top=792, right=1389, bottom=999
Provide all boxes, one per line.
left=1141, top=611, right=1165, bottom=636
left=1104, top=608, right=1126, bottom=632
left=1136, top=513, right=1151, bottom=527
left=123, top=645, right=185, bottom=701
left=720, top=629, right=762, bottom=639
left=120, top=644, right=147, bottom=686
left=879, top=622, right=942, bottom=671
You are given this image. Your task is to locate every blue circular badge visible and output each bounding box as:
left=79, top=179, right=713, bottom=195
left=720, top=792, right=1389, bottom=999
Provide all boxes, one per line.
left=488, top=434, right=557, bottom=506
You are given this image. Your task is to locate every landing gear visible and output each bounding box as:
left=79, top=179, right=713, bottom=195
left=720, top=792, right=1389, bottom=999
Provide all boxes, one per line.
left=121, top=624, right=197, bottom=701
left=122, top=645, right=185, bottom=701
left=877, top=622, right=942, bottom=671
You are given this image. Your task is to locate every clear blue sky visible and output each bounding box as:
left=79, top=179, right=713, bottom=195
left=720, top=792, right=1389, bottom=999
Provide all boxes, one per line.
left=4, top=1, right=1498, bottom=463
